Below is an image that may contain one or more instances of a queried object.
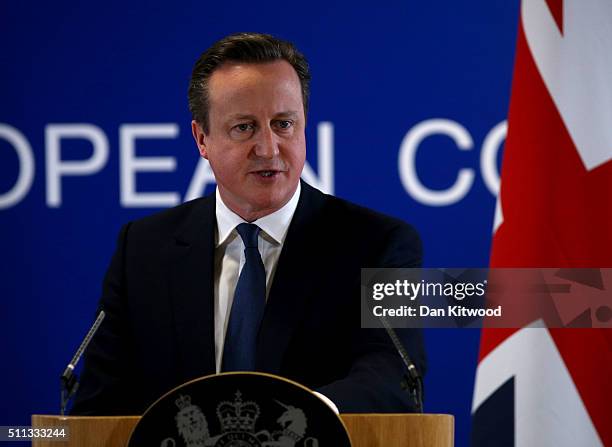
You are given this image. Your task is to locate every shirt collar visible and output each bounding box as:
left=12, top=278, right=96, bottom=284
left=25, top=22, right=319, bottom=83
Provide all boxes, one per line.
left=215, top=182, right=301, bottom=247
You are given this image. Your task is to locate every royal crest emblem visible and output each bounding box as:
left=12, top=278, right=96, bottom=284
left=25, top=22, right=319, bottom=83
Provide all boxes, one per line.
left=129, top=373, right=349, bottom=447
left=161, top=390, right=318, bottom=447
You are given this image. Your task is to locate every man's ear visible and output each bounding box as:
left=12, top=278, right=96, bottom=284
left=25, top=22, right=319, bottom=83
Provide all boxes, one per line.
left=191, top=120, right=209, bottom=159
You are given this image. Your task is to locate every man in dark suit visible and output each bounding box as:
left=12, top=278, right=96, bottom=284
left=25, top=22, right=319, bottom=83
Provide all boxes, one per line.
left=72, top=32, right=425, bottom=415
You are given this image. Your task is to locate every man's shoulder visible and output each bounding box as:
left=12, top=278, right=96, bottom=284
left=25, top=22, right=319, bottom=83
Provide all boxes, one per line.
left=299, top=183, right=422, bottom=267
left=302, top=182, right=418, bottom=236
left=124, top=194, right=214, bottom=236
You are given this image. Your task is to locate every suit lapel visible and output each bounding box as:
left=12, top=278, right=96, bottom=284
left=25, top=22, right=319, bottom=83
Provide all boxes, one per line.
left=256, top=182, right=325, bottom=372
left=168, top=195, right=217, bottom=380
left=165, top=184, right=327, bottom=377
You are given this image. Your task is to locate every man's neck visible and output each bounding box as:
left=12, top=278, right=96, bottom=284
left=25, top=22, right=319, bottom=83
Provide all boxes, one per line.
left=217, top=186, right=300, bottom=222
left=215, top=183, right=302, bottom=246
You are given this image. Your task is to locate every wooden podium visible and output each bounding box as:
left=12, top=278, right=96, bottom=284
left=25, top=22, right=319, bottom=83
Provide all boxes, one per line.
left=32, top=413, right=453, bottom=446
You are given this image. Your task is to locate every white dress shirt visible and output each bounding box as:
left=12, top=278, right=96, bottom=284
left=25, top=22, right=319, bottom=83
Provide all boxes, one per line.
left=212, top=183, right=339, bottom=414
left=213, top=183, right=301, bottom=373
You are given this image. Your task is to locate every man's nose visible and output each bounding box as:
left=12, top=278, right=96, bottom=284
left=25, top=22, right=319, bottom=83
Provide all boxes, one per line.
left=253, top=126, right=280, bottom=159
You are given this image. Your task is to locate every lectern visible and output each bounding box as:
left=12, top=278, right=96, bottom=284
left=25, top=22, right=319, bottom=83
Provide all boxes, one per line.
left=32, top=413, right=454, bottom=446
left=37, top=372, right=452, bottom=446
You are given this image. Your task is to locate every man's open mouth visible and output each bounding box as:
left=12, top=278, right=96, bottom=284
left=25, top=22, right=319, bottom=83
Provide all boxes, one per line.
left=255, top=170, right=280, bottom=177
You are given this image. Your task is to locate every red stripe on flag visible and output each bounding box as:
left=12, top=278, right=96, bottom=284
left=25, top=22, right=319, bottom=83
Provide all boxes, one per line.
left=493, top=25, right=612, bottom=269
left=545, top=0, right=564, bottom=34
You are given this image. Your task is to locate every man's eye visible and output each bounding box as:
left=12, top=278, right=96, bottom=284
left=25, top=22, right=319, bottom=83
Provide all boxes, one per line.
left=275, top=120, right=293, bottom=130
left=229, top=123, right=256, bottom=140
left=235, top=123, right=254, bottom=132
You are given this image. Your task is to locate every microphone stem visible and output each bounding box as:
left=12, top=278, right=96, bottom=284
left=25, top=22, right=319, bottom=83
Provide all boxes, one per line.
left=60, top=310, right=105, bottom=414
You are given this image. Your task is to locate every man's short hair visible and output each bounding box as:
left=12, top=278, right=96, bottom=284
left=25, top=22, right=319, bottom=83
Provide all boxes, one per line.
left=188, top=32, right=311, bottom=134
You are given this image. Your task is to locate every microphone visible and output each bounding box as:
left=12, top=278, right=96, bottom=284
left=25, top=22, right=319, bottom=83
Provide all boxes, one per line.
left=363, top=270, right=424, bottom=412
left=379, top=315, right=424, bottom=413
left=60, top=309, right=106, bottom=415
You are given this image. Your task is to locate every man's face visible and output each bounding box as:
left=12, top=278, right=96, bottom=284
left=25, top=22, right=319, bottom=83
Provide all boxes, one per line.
left=192, top=60, right=306, bottom=221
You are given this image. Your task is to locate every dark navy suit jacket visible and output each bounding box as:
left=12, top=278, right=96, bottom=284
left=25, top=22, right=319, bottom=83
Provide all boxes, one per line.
left=72, top=181, right=426, bottom=415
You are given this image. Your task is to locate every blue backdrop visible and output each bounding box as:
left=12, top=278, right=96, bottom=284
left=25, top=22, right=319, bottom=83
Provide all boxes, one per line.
left=1, top=2, right=518, bottom=446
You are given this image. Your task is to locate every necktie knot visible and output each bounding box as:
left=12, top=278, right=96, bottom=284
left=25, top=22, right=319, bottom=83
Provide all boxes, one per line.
left=236, top=223, right=261, bottom=248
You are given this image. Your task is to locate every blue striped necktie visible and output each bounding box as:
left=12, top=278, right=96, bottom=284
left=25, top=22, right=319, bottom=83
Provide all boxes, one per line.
left=222, top=223, right=266, bottom=371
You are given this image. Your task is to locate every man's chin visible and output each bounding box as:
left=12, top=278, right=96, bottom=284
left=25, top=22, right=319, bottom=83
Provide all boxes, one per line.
left=220, top=178, right=299, bottom=220
left=243, top=192, right=294, bottom=219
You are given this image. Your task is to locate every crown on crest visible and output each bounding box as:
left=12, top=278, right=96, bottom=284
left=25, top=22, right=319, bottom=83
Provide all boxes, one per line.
left=216, top=390, right=260, bottom=433
left=175, top=394, right=193, bottom=410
